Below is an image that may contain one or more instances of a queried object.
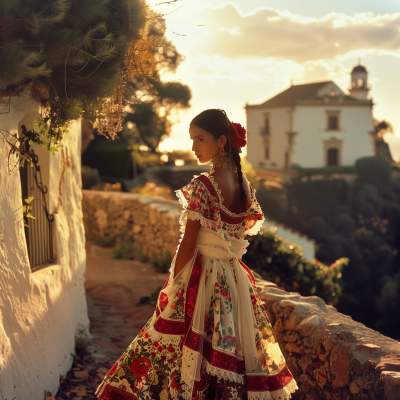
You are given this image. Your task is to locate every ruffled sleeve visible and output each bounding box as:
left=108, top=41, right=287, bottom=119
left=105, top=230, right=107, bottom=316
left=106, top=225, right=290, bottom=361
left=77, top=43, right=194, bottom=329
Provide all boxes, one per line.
left=243, top=187, right=265, bottom=236
left=176, top=176, right=221, bottom=235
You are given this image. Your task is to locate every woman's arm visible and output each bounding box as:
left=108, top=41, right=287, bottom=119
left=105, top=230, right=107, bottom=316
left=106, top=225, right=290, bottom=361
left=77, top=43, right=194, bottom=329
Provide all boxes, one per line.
left=173, top=219, right=201, bottom=278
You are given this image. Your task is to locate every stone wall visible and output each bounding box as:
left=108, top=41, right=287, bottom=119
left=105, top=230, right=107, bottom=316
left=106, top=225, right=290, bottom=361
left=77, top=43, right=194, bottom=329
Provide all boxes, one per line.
left=256, top=279, right=400, bottom=400
left=82, top=190, right=182, bottom=258
left=82, top=190, right=400, bottom=400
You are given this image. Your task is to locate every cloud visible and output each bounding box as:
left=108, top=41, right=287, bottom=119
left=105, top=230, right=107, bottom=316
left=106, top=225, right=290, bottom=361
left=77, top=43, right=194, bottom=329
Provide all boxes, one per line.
left=189, top=4, right=400, bottom=62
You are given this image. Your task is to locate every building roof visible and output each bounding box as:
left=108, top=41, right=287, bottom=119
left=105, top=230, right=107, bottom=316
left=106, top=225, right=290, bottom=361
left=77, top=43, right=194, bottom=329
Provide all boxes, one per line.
left=259, top=81, right=331, bottom=107
left=352, top=65, right=367, bottom=73
left=247, top=80, right=372, bottom=109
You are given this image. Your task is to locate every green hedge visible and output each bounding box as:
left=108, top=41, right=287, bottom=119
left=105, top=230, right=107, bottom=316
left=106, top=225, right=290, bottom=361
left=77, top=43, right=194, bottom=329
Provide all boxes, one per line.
left=243, top=229, right=348, bottom=305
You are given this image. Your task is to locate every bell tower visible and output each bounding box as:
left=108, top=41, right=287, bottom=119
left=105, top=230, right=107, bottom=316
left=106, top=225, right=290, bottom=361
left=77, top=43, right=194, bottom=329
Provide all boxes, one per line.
left=349, top=63, right=369, bottom=100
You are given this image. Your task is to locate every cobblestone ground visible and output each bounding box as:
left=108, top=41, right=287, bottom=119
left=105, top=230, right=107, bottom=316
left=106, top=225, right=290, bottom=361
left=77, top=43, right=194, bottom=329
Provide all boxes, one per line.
left=53, top=243, right=169, bottom=400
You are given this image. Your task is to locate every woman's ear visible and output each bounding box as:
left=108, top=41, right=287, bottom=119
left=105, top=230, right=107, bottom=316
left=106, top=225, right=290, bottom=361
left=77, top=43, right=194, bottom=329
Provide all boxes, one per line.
left=219, top=135, right=227, bottom=147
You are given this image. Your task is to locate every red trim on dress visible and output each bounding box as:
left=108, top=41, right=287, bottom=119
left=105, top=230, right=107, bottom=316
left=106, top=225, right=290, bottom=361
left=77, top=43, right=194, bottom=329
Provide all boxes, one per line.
left=246, top=366, right=294, bottom=392
left=197, top=175, right=219, bottom=200
left=238, top=260, right=256, bottom=286
left=184, top=329, right=201, bottom=351
left=220, top=209, right=246, bottom=224
left=203, top=339, right=246, bottom=375
left=154, top=316, right=184, bottom=335
left=181, top=251, right=203, bottom=349
left=98, top=383, right=139, bottom=400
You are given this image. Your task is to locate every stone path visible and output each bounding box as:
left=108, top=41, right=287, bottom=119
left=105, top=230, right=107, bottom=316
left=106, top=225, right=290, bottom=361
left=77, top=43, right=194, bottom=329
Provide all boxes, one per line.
left=53, top=243, right=169, bottom=400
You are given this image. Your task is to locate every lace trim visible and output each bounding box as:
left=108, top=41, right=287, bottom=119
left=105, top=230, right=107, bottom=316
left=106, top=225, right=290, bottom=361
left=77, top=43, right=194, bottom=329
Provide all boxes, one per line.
left=244, top=217, right=265, bottom=236
left=178, top=208, right=220, bottom=235
left=247, top=378, right=298, bottom=400
left=202, top=357, right=245, bottom=384
left=200, top=172, right=260, bottom=217
left=181, top=347, right=200, bottom=400
left=147, top=326, right=182, bottom=348
left=176, top=175, right=265, bottom=240
left=200, top=173, right=265, bottom=236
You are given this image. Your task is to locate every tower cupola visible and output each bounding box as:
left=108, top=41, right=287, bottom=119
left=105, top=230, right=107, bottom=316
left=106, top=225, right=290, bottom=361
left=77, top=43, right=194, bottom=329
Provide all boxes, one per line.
left=349, top=64, right=369, bottom=100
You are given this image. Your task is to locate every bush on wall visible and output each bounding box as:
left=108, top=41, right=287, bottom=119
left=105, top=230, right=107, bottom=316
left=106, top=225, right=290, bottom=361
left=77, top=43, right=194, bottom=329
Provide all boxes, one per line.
left=243, top=228, right=348, bottom=305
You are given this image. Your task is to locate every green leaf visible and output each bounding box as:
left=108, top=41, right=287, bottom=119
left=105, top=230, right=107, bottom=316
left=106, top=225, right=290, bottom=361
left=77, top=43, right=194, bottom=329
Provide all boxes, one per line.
left=24, top=196, right=34, bottom=205
left=28, top=139, right=32, bottom=145
left=26, top=213, right=35, bottom=219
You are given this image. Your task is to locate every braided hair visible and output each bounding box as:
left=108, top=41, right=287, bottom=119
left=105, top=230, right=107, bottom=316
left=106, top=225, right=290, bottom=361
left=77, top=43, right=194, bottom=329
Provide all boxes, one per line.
left=190, top=109, right=246, bottom=201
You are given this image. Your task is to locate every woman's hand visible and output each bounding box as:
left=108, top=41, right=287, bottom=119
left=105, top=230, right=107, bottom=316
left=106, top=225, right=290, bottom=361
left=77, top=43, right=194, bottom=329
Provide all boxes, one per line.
left=173, top=219, right=201, bottom=278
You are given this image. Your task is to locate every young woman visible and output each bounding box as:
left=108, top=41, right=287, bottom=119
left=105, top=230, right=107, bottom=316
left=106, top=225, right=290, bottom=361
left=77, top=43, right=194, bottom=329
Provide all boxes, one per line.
left=95, top=109, right=298, bottom=400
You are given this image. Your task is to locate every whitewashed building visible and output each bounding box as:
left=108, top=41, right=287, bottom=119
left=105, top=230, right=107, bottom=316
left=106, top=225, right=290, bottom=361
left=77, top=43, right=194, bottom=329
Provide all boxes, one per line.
left=0, top=91, right=89, bottom=400
left=246, top=65, right=375, bottom=170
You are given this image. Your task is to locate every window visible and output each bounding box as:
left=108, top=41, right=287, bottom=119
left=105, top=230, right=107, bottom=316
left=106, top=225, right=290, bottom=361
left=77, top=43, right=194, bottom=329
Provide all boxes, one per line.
left=326, top=111, right=340, bottom=131
left=357, top=78, right=364, bottom=88
left=20, top=146, right=55, bottom=270
left=330, top=90, right=335, bottom=96
left=260, top=114, right=270, bottom=136
left=328, top=116, right=338, bottom=130
left=327, top=148, right=338, bottom=166
left=264, top=117, right=270, bottom=134
left=265, top=146, right=269, bottom=159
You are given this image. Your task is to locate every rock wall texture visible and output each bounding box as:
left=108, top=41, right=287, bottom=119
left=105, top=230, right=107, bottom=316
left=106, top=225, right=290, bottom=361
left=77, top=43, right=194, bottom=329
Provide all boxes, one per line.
left=256, top=279, right=400, bottom=400
left=0, top=95, right=89, bottom=400
left=82, top=189, right=400, bottom=400
left=82, top=190, right=182, bottom=258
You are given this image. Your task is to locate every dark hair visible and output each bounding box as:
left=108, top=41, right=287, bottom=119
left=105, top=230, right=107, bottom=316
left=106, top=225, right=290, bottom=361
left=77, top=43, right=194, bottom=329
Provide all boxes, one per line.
left=191, top=109, right=246, bottom=201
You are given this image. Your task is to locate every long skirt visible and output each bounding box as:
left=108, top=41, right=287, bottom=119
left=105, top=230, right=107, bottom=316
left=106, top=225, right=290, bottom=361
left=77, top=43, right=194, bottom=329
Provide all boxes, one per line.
left=95, top=229, right=297, bottom=400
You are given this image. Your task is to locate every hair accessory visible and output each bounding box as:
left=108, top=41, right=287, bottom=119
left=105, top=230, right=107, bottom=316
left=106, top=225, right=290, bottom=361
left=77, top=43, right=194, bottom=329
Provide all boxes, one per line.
left=229, top=122, right=247, bottom=148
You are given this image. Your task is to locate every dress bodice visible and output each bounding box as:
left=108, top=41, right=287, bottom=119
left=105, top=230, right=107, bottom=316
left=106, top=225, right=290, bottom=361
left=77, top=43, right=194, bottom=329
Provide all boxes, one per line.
left=176, top=172, right=265, bottom=258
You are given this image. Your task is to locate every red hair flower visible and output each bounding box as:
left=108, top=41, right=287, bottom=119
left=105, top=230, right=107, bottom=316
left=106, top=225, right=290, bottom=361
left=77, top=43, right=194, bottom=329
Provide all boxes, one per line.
left=229, top=122, right=247, bottom=148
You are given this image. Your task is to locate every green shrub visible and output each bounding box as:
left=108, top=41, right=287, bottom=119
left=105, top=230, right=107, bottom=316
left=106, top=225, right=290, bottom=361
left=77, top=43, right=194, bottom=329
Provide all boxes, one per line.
left=112, top=241, right=149, bottom=262
left=151, top=247, right=171, bottom=273
left=243, top=229, right=348, bottom=305
left=91, top=234, right=117, bottom=248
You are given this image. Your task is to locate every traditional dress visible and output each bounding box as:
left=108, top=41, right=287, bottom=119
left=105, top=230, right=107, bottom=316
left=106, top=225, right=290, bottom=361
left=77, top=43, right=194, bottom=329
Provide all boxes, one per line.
left=96, top=172, right=298, bottom=400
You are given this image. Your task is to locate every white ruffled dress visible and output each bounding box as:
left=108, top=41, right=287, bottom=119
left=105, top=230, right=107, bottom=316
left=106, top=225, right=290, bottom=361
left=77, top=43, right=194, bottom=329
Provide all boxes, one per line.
left=96, top=172, right=298, bottom=400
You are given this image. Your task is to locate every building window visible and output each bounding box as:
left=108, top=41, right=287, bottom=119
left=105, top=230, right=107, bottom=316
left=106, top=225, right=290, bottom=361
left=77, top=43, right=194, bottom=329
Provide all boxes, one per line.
left=327, top=148, right=338, bottom=166
left=260, top=114, right=270, bottom=136
left=357, top=78, right=364, bottom=88
left=326, top=111, right=340, bottom=131
left=20, top=146, right=55, bottom=271
left=265, top=146, right=269, bottom=159
left=328, top=116, right=338, bottom=130
left=265, top=117, right=270, bottom=134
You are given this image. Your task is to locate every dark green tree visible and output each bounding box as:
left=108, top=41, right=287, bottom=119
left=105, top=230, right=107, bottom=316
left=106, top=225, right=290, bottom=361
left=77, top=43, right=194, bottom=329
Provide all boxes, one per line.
left=0, top=0, right=191, bottom=152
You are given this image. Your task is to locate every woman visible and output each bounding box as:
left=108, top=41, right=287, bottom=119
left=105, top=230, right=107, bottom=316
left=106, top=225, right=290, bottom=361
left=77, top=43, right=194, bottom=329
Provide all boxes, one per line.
left=95, top=109, right=298, bottom=400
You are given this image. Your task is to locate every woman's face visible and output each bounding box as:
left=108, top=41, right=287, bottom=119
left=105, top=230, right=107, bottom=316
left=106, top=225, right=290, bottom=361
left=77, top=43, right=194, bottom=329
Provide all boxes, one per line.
left=190, top=124, right=227, bottom=164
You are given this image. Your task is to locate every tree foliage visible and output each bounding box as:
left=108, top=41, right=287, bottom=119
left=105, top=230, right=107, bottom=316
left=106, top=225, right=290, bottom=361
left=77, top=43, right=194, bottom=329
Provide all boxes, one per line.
left=0, top=0, right=191, bottom=148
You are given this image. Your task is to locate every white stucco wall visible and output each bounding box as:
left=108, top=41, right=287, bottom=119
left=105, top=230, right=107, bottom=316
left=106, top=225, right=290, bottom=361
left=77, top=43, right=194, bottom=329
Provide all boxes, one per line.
left=0, top=93, right=89, bottom=400
left=292, top=105, right=375, bottom=167
left=246, top=107, right=291, bottom=170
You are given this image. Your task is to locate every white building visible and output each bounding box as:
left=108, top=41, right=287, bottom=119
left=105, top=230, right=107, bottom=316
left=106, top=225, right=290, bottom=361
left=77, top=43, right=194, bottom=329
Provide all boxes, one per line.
left=246, top=65, right=375, bottom=170
left=0, top=91, right=89, bottom=400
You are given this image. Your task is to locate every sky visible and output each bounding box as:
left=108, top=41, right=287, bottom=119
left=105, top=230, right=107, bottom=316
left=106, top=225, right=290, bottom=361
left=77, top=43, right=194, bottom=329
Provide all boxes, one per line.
left=150, top=0, right=400, bottom=161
